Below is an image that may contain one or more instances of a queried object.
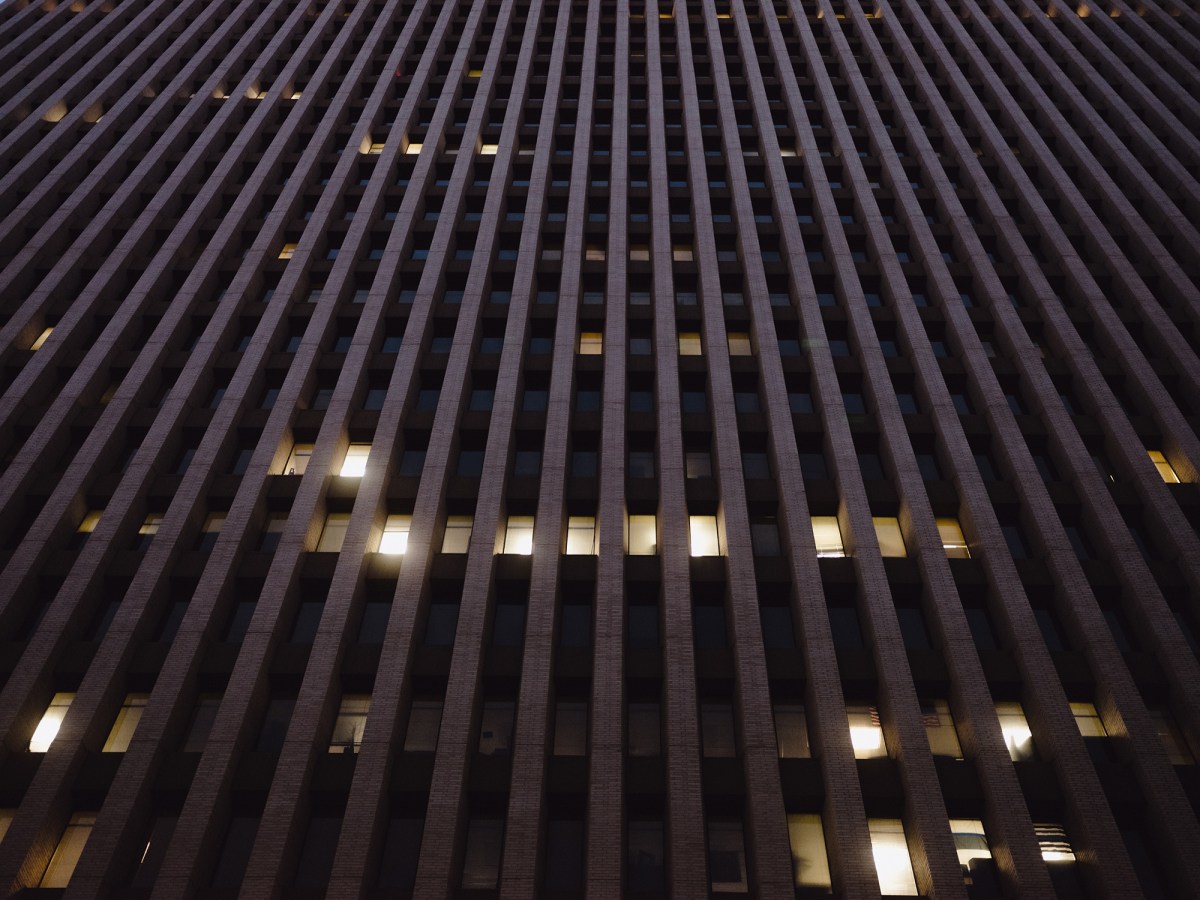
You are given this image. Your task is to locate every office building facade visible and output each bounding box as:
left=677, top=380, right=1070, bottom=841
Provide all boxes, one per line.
left=0, top=0, right=1198, bottom=896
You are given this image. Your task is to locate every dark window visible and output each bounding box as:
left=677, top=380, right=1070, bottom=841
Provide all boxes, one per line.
left=492, top=605, right=526, bottom=647
left=759, top=606, right=795, bottom=648
left=829, top=607, right=865, bottom=648
left=694, top=606, right=728, bottom=649
left=425, top=603, right=459, bottom=646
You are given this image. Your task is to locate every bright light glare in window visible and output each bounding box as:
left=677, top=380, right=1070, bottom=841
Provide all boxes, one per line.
left=30, top=693, right=74, bottom=753
left=379, top=515, right=411, bottom=555
left=340, top=444, right=371, bottom=477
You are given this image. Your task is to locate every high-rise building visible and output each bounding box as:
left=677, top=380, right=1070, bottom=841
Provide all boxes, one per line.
left=0, top=0, right=1198, bottom=896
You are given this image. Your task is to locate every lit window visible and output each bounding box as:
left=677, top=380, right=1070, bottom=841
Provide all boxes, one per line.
left=873, top=516, right=906, bottom=557
left=138, top=514, right=162, bottom=538
left=1071, top=702, right=1106, bottom=737
left=707, top=820, right=748, bottom=893
left=30, top=326, right=53, bottom=350
left=405, top=141, right=423, bottom=155
left=480, top=143, right=499, bottom=155
left=672, top=244, right=694, bottom=261
left=379, top=515, right=411, bottom=555
left=329, top=694, right=370, bottom=753
left=689, top=515, right=722, bottom=557
left=847, top=705, right=886, bottom=759
left=727, top=332, right=752, bottom=355
left=1148, top=450, right=1180, bottom=483
left=678, top=332, right=703, bottom=355
left=502, top=515, right=535, bottom=555
left=78, top=510, right=103, bottom=535
left=39, top=813, right=95, bottom=887
left=936, top=518, right=970, bottom=558
left=923, top=700, right=963, bottom=758
left=317, top=513, right=351, bottom=552
left=630, top=245, right=650, bottom=261
left=30, top=693, right=74, bottom=752
left=578, top=332, right=603, bottom=354
left=278, top=243, right=298, bottom=260
left=340, top=443, right=371, bottom=477
left=774, top=704, right=811, bottom=758
left=442, top=515, right=473, bottom=553
left=811, top=516, right=845, bottom=557
left=366, top=142, right=385, bottom=154
left=284, top=443, right=313, bottom=475
left=467, top=68, right=483, bottom=77
left=585, top=245, right=606, bottom=261
left=103, top=694, right=149, bottom=752
left=0, top=809, right=12, bottom=844
left=565, top=516, right=596, bottom=554
left=787, top=814, right=832, bottom=888
left=1035, top=823, right=1076, bottom=861
left=868, top=819, right=919, bottom=895
left=996, top=701, right=1035, bottom=760
left=950, top=819, right=992, bottom=878
left=627, top=514, right=657, bottom=555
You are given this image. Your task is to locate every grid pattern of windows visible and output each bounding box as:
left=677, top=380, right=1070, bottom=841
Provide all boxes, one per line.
left=0, top=0, right=1197, bottom=895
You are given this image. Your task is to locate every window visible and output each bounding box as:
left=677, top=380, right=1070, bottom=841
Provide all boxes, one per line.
left=628, top=702, right=661, bottom=756
left=137, top=514, right=162, bottom=548
left=553, top=701, right=587, bottom=756
left=996, top=702, right=1035, bottom=760
left=937, top=519, right=969, bottom=557
left=848, top=705, right=886, bottom=759
left=329, top=695, right=370, bottom=753
left=257, top=696, right=295, bottom=750
left=183, top=694, right=221, bottom=751
left=1148, top=450, right=1180, bottom=483
left=701, top=703, right=737, bottom=757
left=787, top=814, right=832, bottom=889
left=678, top=332, right=703, bottom=355
left=869, top=819, right=919, bottom=895
left=686, top=451, right=712, bottom=478
left=380, top=515, right=411, bottom=554
left=1071, top=702, right=1106, bottom=737
left=103, top=693, right=148, bottom=752
left=39, top=813, right=95, bottom=887
left=30, top=326, right=53, bottom=350
left=578, top=332, right=603, bottom=354
left=708, top=821, right=748, bottom=893
left=340, top=443, right=371, bottom=477
left=689, top=515, right=722, bottom=556
left=77, top=510, right=103, bottom=538
left=1149, top=706, right=1194, bottom=763
left=627, top=514, right=657, bottom=555
left=404, top=700, right=442, bottom=751
left=442, top=515, right=473, bottom=552
left=628, top=820, right=665, bottom=892
left=259, top=513, right=287, bottom=551
left=478, top=702, right=514, bottom=755
left=774, top=704, right=811, bottom=758
left=461, top=818, right=503, bottom=889
left=1035, top=823, right=1076, bottom=861
left=811, top=516, right=845, bottom=557
left=502, top=515, right=534, bottom=554
left=727, top=332, right=752, bottom=355
left=30, top=693, right=73, bottom=752
left=424, top=603, right=459, bottom=645
left=317, top=513, right=351, bottom=552
left=279, top=243, right=298, bottom=260
left=566, top=516, right=596, bottom=554
left=405, top=142, right=423, bottom=155
left=923, top=700, right=963, bottom=758
left=196, top=513, right=225, bottom=550
left=873, top=516, right=906, bottom=557
left=950, top=819, right=992, bottom=880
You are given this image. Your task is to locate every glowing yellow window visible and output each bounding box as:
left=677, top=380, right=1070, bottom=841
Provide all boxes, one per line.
left=873, top=517, right=906, bottom=557
left=329, top=694, right=371, bottom=753
left=30, top=327, right=54, bottom=350
left=936, top=518, right=970, bottom=558
left=103, top=694, right=149, bottom=752
left=996, top=702, right=1035, bottom=760
left=78, top=511, right=103, bottom=535
left=811, top=516, right=845, bottom=557
left=278, top=243, right=298, bottom=260
left=340, top=443, right=371, bottom=477
left=467, top=68, right=484, bottom=78
left=379, top=515, right=411, bottom=555
left=578, top=332, right=603, bottom=355
left=689, top=515, right=722, bottom=557
left=566, top=516, right=596, bottom=555
left=672, top=245, right=694, bottom=262
left=868, top=819, right=918, bottom=895
left=405, top=142, right=423, bottom=155
left=31, top=693, right=74, bottom=752
left=39, top=812, right=95, bottom=887
left=586, top=245, right=606, bottom=261
left=442, top=515, right=473, bottom=553
left=1071, top=702, right=1106, bottom=737
left=627, top=514, right=657, bottom=555
left=847, top=705, right=886, bottom=759
left=630, top=245, right=651, bottom=261
left=480, top=143, right=499, bottom=155
left=139, top=514, right=162, bottom=538
left=678, top=333, right=703, bottom=356
left=727, top=333, right=752, bottom=356
left=1148, top=450, right=1180, bottom=483
left=284, top=443, right=314, bottom=475
left=366, top=142, right=385, bottom=154
left=786, top=814, right=831, bottom=888
left=502, top=515, right=535, bottom=555
left=950, top=819, right=992, bottom=875
left=1035, top=823, right=1075, bottom=861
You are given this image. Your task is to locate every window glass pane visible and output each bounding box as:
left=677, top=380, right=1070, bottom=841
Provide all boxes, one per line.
left=678, top=332, right=703, bottom=355
left=40, top=813, right=96, bottom=887
left=317, top=514, right=351, bottom=552
left=404, top=701, right=442, bottom=752
left=544, top=819, right=584, bottom=890
left=377, top=817, right=424, bottom=889
left=380, top=515, right=411, bottom=554
left=689, top=515, right=721, bottom=556
left=811, top=516, right=845, bottom=557
left=183, top=694, right=221, bottom=751
left=996, top=702, right=1035, bottom=760
left=774, top=704, right=811, bottom=758
left=560, top=604, right=592, bottom=647
left=478, top=702, right=514, bottom=755
left=936, top=518, right=970, bottom=558
left=103, top=693, right=149, bottom=752
left=950, top=819, right=992, bottom=876
left=708, top=821, right=748, bottom=893
left=340, top=444, right=371, bottom=477
left=848, top=705, right=886, bottom=758
left=492, top=605, right=526, bottom=647
left=701, top=703, right=737, bottom=757
left=628, top=703, right=661, bottom=756
left=566, top=516, right=596, bottom=554
left=923, top=700, right=963, bottom=758
left=502, top=516, right=534, bottom=554
left=787, top=814, right=832, bottom=888
left=424, top=603, right=459, bottom=646
left=461, top=818, right=504, bottom=889
left=868, top=819, right=919, bottom=895
left=330, top=695, right=371, bottom=753
left=553, top=702, right=588, bottom=756
left=1071, top=702, right=1107, bottom=737
left=627, top=514, right=657, bottom=555
left=442, top=516, right=473, bottom=552
left=628, top=820, right=665, bottom=892
left=873, top=516, right=906, bottom=557
left=30, top=693, right=74, bottom=753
